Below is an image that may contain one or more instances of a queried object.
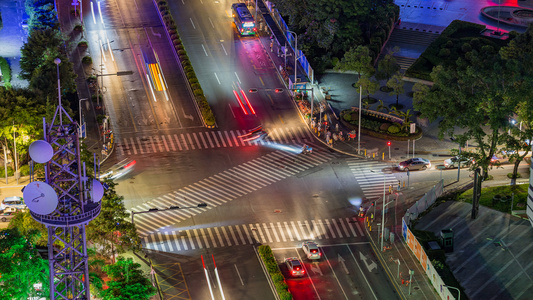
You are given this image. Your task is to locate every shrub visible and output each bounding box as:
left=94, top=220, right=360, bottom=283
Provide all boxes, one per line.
left=181, top=59, right=191, bottom=67
left=176, top=44, right=185, bottom=51
left=380, top=123, right=391, bottom=131
left=186, top=71, right=196, bottom=79
left=170, top=34, right=179, bottom=40
left=438, top=48, right=451, bottom=57
left=178, top=49, right=187, bottom=56
left=173, top=39, right=182, bottom=46
left=183, top=65, right=194, bottom=73
left=82, top=56, right=92, bottom=64
left=19, top=164, right=30, bottom=176
left=387, top=124, right=400, bottom=134
left=188, top=78, right=198, bottom=85
left=193, top=89, right=204, bottom=96
left=168, top=29, right=177, bottom=35
left=157, top=0, right=167, bottom=5
left=78, top=41, right=88, bottom=47
left=191, top=83, right=201, bottom=90
left=74, top=24, right=83, bottom=31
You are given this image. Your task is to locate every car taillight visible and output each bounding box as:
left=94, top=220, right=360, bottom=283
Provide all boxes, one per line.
left=302, top=269, right=305, bottom=274
left=292, top=271, right=296, bottom=274
left=311, top=250, right=317, bottom=253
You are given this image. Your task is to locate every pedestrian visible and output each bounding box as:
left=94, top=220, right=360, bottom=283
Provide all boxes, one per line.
left=335, top=123, right=339, bottom=132
left=270, top=41, right=273, bottom=52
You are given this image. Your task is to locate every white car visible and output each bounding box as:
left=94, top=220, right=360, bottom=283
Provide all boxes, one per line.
left=443, top=156, right=473, bottom=169
left=302, top=241, right=321, bottom=260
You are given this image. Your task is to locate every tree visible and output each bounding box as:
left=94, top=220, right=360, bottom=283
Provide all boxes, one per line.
left=0, top=228, right=49, bottom=299
left=376, top=49, right=401, bottom=83
left=25, top=0, right=59, bottom=31
left=386, top=73, right=404, bottom=108
left=86, top=181, right=141, bottom=261
left=20, top=28, right=63, bottom=80
left=413, top=46, right=518, bottom=179
left=0, top=87, right=48, bottom=168
left=98, top=257, right=156, bottom=300
left=356, top=74, right=379, bottom=102
left=389, top=107, right=413, bottom=132
left=334, top=45, right=375, bottom=80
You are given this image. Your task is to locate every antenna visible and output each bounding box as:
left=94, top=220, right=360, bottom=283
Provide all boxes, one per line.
left=27, top=70, right=103, bottom=298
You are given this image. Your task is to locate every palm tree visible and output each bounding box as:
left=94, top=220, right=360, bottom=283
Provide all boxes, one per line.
left=390, top=107, right=413, bottom=132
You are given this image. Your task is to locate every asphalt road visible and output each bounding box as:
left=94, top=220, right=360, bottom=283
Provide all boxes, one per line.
left=273, top=242, right=399, bottom=300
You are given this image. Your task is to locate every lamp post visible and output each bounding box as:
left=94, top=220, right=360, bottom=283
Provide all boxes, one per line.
left=371, top=169, right=392, bottom=251
left=287, top=30, right=298, bottom=88
left=358, top=85, right=362, bottom=154
left=131, top=203, right=208, bottom=226
left=79, top=98, right=89, bottom=137
left=54, top=58, right=62, bottom=125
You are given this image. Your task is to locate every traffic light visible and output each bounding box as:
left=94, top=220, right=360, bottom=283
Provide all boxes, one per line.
left=387, top=141, right=391, bottom=147
left=249, top=88, right=258, bottom=93
left=274, top=88, right=283, bottom=93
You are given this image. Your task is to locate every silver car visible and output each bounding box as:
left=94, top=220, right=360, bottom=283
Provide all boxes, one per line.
left=284, top=257, right=305, bottom=277
left=398, top=158, right=431, bottom=171
left=444, top=156, right=472, bottom=169
left=302, top=241, right=321, bottom=260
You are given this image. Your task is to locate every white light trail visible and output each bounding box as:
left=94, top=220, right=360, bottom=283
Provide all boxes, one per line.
left=99, top=40, right=106, bottom=62
left=234, top=72, right=241, bottom=84
left=146, top=74, right=157, bottom=102
left=97, top=1, right=104, bottom=24
left=90, top=1, right=96, bottom=24
left=202, top=255, right=215, bottom=300
left=106, top=38, right=114, bottom=61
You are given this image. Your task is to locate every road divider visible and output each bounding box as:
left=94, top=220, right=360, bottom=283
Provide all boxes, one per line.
left=257, top=245, right=293, bottom=300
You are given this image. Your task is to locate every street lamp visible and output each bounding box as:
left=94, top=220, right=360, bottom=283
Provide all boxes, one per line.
left=444, top=285, right=460, bottom=300
left=131, top=203, right=208, bottom=226
left=371, top=169, right=393, bottom=251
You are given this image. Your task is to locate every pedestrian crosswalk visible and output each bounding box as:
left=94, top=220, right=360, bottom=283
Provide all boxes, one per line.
left=117, top=127, right=314, bottom=155
left=142, top=217, right=364, bottom=252
left=130, top=145, right=337, bottom=236
left=346, top=158, right=399, bottom=200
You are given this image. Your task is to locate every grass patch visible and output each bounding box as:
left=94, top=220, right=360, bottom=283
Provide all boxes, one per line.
left=457, top=184, right=528, bottom=213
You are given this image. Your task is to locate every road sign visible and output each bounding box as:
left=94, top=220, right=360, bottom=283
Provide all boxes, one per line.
left=410, top=123, right=416, bottom=134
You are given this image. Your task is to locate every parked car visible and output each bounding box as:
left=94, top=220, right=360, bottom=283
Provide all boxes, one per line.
left=398, top=158, right=431, bottom=171
left=0, top=211, right=16, bottom=222
left=444, top=156, right=473, bottom=169
left=1, top=196, right=26, bottom=211
left=302, top=241, right=321, bottom=260
left=284, top=257, right=305, bottom=277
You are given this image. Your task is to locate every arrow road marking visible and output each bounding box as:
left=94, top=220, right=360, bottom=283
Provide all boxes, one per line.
left=359, top=252, right=377, bottom=273
left=310, top=262, right=323, bottom=276
left=338, top=253, right=349, bottom=275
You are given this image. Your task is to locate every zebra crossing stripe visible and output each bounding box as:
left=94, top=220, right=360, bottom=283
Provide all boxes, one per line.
left=207, top=228, right=217, bottom=247
left=270, top=223, right=280, bottom=242
left=223, top=131, right=231, bottom=147
left=174, top=134, right=183, bottom=151
left=277, top=222, right=286, bottom=242
left=228, top=226, right=239, bottom=246
left=192, top=229, right=201, bottom=249
left=221, top=227, right=231, bottom=246
left=210, top=132, right=220, bottom=147
left=262, top=223, right=274, bottom=243
left=168, top=135, right=177, bottom=151
left=136, top=137, right=144, bottom=154
left=172, top=231, right=181, bottom=251
left=205, top=132, right=214, bottom=148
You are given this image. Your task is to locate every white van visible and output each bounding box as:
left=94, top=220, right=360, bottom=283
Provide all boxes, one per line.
left=1, top=196, right=27, bottom=211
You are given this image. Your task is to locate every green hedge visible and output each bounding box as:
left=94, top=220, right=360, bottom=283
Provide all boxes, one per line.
left=257, top=245, right=292, bottom=300
left=0, top=57, right=12, bottom=87
left=341, top=109, right=423, bottom=141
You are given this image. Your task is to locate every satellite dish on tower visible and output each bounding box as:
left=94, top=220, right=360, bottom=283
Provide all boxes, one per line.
left=23, top=181, right=59, bottom=215
left=29, top=140, right=54, bottom=163
left=90, top=179, right=104, bottom=202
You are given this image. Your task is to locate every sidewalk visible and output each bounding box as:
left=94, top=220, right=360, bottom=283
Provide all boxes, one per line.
left=55, top=0, right=114, bottom=166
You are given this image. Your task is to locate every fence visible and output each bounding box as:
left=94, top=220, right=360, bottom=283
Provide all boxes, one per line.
left=401, top=180, right=456, bottom=300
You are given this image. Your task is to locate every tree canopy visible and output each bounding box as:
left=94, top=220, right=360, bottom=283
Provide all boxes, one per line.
left=412, top=26, right=533, bottom=178
left=270, top=0, right=399, bottom=71
left=0, top=228, right=49, bottom=300
left=97, top=257, right=156, bottom=300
